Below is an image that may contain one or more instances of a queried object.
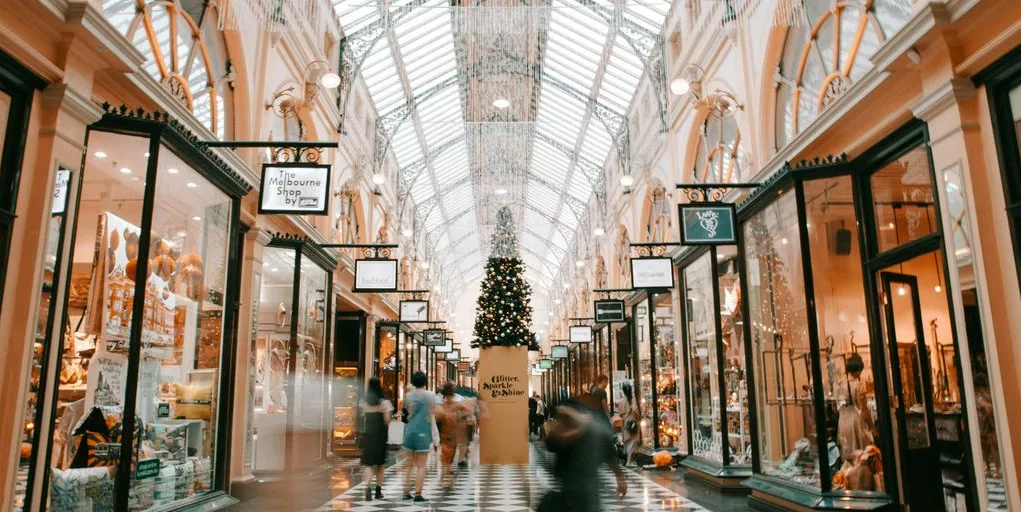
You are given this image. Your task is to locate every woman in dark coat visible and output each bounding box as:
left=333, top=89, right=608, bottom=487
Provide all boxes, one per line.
left=361, top=377, right=392, bottom=501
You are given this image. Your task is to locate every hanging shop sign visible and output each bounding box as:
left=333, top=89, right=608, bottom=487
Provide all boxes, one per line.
left=630, top=257, right=674, bottom=289
left=399, top=300, right=430, bottom=322
left=447, top=349, right=461, bottom=361
left=539, top=359, right=553, bottom=369
left=551, top=345, right=569, bottom=359
left=423, top=329, right=446, bottom=347
left=457, top=361, right=471, bottom=372
left=679, top=203, right=738, bottom=245
left=593, top=300, right=626, bottom=323
left=258, top=163, right=331, bottom=215
left=569, top=325, right=592, bottom=344
left=52, top=166, right=72, bottom=214
left=435, top=338, right=453, bottom=353
left=353, top=259, right=398, bottom=292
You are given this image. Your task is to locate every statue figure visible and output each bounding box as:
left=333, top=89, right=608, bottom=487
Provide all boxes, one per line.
left=336, top=187, right=359, bottom=244
left=647, top=185, right=671, bottom=243
left=399, top=256, right=412, bottom=291
left=594, top=256, right=607, bottom=290
left=375, top=212, right=390, bottom=244
left=617, top=225, right=631, bottom=288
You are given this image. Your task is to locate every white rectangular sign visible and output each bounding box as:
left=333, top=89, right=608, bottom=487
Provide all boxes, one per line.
left=52, top=167, right=71, bottom=214
left=630, top=257, right=674, bottom=289
left=354, top=259, right=398, bottom=291
left=569, top=325, right=592, bottom=344
left=400, top=300, right=430, bottom=322
left=259, top=163, right=331, bottom=215
left=435, top=338, right=453, bottom=353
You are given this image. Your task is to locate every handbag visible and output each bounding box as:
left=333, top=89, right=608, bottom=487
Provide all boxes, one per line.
left=625, top=419, right=639, bottom=433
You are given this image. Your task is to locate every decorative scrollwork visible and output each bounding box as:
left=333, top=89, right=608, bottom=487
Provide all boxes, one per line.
left=271, top=146, right=322, bottom=163
left=631, top=244, right=670, bottom=258
left=680, top=187, right=728, bottom=202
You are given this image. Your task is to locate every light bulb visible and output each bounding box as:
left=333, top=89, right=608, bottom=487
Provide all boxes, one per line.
left=593, top=227, right=605, bottom=237
left=495, top=188, right=508, bottom=195
left=119, top=167, right=132, bottom=175
left=320, top=72, right=341, bottom=89
left=619, top=175, right=634, bottom=187
left=575, top=259, right=585, bottom=268
left=168, top=168, right=179, bottom=174
left=402, top=228, right=413, bottom=237
left=898, top=286, right=907, bottom=296
left=781, top=237, right=788, bottom=245
left=420, top=261, right=430, bottom=270
left=493, top=98, right=511, bottom=109
left=186, top=182, right=198, bottom=188
left=94, top=151, right=107, bottom=158
left=669, top=77, right=691, bottom=96
left=934, top=285, right=942, bottom=293
left=372, top=173, right=386, bottom=185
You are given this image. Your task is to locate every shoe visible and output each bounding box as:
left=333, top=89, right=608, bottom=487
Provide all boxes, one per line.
left=375, top=487, right=383, bottom=500
left=414, top=495, right=427, bottom=503
left=403, top=492, right=413, bottom=500
left=365, top=487, right=372, bottom=501
left=458, top=461, right=468, bottom=468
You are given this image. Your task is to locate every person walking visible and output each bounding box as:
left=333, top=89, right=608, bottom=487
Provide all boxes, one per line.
left=529, top=393, right=539, bottom=436
left=590, top=375, right=611, bottom=420
left=402, top=371, right=436, bottom=502
left=540, top=399, right=628, bottom=512
left=360, top=377, right=392, bottom=501
left=617, top=382, right=641, bottom=467
left=535, top=394, right=547, bottom=439
left=434, top=382, right=467, bottom=491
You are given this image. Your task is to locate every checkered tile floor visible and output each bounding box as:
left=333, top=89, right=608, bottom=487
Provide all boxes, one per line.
left=315, top=443, right=710, bottom=511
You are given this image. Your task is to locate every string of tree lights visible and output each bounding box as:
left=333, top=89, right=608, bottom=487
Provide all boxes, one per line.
left=472, top=207, right=538, bottom=350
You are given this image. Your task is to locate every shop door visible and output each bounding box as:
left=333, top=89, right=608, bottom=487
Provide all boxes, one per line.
left=880, top=272, right=943, bottom=511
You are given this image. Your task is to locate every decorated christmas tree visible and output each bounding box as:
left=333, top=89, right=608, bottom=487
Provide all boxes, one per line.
left=472, top=207, right=538, bottom=350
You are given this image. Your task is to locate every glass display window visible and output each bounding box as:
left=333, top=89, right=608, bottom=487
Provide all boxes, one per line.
left=34, top=110, right=250, bottom=512
left=870, top=146, right=938, bottom=253
left=652, top=293, right=682, bottom=450
left=743, top=189, right=820, bottom=488
left=685, top=253, right=720, bottom=463
left=253, top=239, right=335, bottom=474
left=375, top=324, right=399, bottom=404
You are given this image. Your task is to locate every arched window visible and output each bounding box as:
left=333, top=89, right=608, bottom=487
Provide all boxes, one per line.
left=694, top=115, right=744, bottom=183
left=773, top=0, right=911, bottom=151
left=103, top=0, right=234, bottom=139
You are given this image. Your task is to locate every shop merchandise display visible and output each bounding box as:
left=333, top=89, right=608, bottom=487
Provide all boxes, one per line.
left=49, top=210, right=223, bottom=510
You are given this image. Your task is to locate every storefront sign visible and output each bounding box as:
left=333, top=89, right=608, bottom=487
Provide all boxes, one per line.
left=679, top=203, right=737, bottom=245
left=353, top=259, right=398, bottom=292
left=539, top=359, right=553, bottom=369
left=551, top=345, right=568, bottom=359
left=135, top=459, right=161, bottom=480
left=259, top=163, right=331, bottom=215
left=423, top=329, right=445, bottom=347
left=52, top=166, right=71, bottom=214
left=630, top=257, right=674, bottom=289
left=457, top=361, right=471, bottom=372
left=482, top=374, right=526, bottom=401
left=594, top=300, right=626, bottom=323
left=399, top=300, right=430, bottom=322
left=569, top=325, right=592, bottom=344
left=435, top=338, right=453, bottom=353
left=447, top=349, right=461, bottom=361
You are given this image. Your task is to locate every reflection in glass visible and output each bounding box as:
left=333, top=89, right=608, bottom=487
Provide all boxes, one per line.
left=254, top=247, right=295, bottom=472
left=744, top=192, right=819, bottom=488
left=943, top=162, right=1008, bottom=508
left=294, top=262, right=328, bottom=463
left=686, top=254, right=720, bottom=462
left=634, top=303, right=653, bottom=448
left=46, top=131, right=149, bottom=510
left=871, top=146, right=937, bottom=253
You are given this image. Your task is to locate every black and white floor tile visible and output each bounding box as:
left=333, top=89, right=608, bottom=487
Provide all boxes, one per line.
left=315, top=443, right=710, bottom=511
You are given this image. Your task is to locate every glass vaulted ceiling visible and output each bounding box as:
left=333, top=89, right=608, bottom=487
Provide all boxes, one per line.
left=334, top=0, right=670, bottom=292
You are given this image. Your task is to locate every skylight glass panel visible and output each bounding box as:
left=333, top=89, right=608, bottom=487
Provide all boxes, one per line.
left=362, top=50, right=407, bottom=113
left=526, top=181, right=561, bottom=215
left=579, top=124, right=614, bottom=165
left=411, top=177, right=436, bottom=204
left=549, top=229, right=569, bottom=252
left=424, top=207, right=446, bottom=231
left=443, top=182, right=474, bottom=217
left=390, top=123, right=424, bottom=165
left=567, top=174, right=592, bottom=201
left=333, top=1, right=379, bottom=33
left=624, top=2, right=669, bottom=32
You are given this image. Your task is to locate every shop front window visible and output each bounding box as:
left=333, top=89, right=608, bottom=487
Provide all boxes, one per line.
left=942, top=162, right=1009, bottom=509
left=377, top=325, right=398, bottom=403
left=871, top=146, right=937, bottom=253
left=652, top=293, right=681, bottom=449
left=0, top=90, right=9, bottom=163
left=802, top=175, right=884, bottom=492
left=686, top=253, right=720, bottom=462
left=42, top=124, right=244, bottom=510
left=718, top=246, right=750, bottom=466
left=744, top=191, right=819, bottom=488
left=634, top=303, right=653, bottom=448
left=253, top=244, right=331, bottom=473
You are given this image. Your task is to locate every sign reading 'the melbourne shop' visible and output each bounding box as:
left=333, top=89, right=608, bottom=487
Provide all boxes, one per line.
left=679, top=203, right=737, bottom=245
left=259, top=163, right=331, bottom=215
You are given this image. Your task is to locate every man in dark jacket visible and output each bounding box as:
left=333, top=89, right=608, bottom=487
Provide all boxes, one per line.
left=528, top=393, right=539, bottom=436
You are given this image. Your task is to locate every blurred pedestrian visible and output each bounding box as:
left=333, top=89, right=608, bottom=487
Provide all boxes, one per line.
left=590, top=375, right=611, bottom=420
left=434, top=382, right=466, bottom=491
left=402, top=371, right=436, bottom=502
left=529, top=393, right=539, bottom=436
left=617, top=382, right=641, bottom=467
left=535, top=394, right=547, bottom=439
left=360, top=377, right=392, bottom=501
left=540, top=400, right=627, bottom=512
